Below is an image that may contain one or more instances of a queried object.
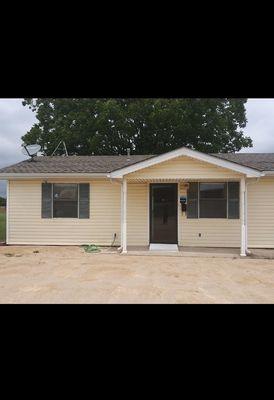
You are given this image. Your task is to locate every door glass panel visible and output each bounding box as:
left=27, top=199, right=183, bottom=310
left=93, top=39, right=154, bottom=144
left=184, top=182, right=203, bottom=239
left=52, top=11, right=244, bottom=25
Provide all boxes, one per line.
left=150, top=184, right=177, bottom=244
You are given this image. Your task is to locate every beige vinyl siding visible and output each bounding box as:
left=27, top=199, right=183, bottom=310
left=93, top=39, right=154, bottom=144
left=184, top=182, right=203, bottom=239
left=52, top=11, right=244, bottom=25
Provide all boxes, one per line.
left=127, top=183, right=149, bottom=245
left=8, top=180, right=121, bottom=246
left=181, top=219, right=241, bottom=247
left=179, top=183, right=241, bottom=248
left=247, top=177, right=274, bottom=248
left=127, top=156, right=242, bottom=180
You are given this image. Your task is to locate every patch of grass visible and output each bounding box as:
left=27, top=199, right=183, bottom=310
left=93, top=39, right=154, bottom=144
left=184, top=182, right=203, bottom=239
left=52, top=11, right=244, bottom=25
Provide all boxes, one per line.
left=0, top=209, right=6, bottom=242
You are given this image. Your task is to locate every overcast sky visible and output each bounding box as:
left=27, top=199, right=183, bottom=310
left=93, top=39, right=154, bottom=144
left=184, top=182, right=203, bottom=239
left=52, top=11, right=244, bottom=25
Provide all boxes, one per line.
left=1, top=98, right=274, bottom=196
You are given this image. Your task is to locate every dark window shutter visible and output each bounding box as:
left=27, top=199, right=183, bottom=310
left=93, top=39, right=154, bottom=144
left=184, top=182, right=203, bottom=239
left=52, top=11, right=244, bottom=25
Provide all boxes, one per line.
left=79, top=184, right=90, bottom=219
left=42, top=183, right=53, bottom=218
left=228, top=182, right=240, bottom=219
left=187, top=182, right=199, bottom=219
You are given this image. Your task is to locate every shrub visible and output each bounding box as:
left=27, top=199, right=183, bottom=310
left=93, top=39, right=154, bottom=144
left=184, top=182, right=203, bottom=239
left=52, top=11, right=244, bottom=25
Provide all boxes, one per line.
left=0, top=197, right=6, bottom=207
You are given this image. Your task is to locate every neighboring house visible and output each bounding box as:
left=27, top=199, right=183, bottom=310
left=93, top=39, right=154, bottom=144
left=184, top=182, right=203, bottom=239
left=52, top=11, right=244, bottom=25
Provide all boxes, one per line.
left=1, top=146, right=274, bottom=256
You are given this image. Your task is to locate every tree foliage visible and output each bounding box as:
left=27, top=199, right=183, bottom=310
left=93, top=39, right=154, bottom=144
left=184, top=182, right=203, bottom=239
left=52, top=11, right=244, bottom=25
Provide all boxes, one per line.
left=22, top=98, right=252, bottom=155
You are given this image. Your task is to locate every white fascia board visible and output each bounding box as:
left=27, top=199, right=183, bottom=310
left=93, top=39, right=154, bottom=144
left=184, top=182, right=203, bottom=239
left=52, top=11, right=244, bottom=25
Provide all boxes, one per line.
left=109, top=147, right=263, bottom=178
left=0, top=173, right=108, bottom=180
left=262, top=171, right=274, bottom=176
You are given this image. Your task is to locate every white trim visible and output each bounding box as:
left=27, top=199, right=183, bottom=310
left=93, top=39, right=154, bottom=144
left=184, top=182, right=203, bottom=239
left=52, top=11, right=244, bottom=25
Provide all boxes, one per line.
left=0, top=173, right=107, bottom=179
left=122, top=178, right=127, bottom=253
left=177, top=183, right=181, bottom=246
left=245, top=183, right=248, bottom=252
left=109, top=147, right=263, bottom=178
left=240, top=178, right=246, bottom=256
left=6, top=180, right=9, bottom=245
left=147, top=182, right=150, bottom=245
left=262, top=171, right=274, bottom=176
left=120, top=182, right=123, bottom=248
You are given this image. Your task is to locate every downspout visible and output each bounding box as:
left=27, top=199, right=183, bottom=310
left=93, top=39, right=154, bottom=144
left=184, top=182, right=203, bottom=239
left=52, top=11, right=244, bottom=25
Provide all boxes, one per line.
left=108, top=174, right=123, bottom=252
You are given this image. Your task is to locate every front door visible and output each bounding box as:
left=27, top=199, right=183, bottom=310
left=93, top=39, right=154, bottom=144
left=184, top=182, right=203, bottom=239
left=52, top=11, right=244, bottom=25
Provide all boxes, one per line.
left=150, top=184, right=178, bottom=244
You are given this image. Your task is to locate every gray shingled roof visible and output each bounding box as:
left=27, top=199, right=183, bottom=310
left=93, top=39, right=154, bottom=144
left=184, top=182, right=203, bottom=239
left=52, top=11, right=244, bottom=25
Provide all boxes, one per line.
left=213, top=153, right=274, bottom=172
left=0, top=153, right=274, bottom=174
left=0, top=155, right=154, bottom=174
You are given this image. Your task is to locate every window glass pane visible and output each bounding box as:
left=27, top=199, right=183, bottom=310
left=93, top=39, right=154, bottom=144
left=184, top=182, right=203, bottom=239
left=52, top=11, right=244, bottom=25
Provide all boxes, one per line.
left=53, top=184, right=78, bottom=218
left=200, top=183, right=227, bottom=218
left=200, top=199, right=227, bottom=218
left=54, top=201, right=78, bottom=218
left=54, top=184, right=78, bottom=201
left=200, top=183, right=226, bottom=199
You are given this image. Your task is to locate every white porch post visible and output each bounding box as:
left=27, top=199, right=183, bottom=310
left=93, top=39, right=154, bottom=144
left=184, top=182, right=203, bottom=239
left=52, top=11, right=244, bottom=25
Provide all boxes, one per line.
left=122, top=177, right=127, bottom=253
left=245, top=182, right=249, bottom=254
left=240, top=177, right=247, bottom=257
left=6, top=180, right=9, bottom=245
left=120, top=182, right=123, bottom=250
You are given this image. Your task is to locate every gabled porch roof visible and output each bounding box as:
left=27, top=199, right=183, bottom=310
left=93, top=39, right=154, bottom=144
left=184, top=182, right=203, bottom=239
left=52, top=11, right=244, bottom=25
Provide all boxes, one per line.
left=109, top=147, right=263, bottom=179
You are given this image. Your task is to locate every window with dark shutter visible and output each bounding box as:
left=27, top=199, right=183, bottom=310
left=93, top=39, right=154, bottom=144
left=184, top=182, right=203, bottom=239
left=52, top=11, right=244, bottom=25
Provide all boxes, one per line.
left=228, top=182, right=240, bottom=219
left=42, top=183, right=90, bottom=219
left=187, top=182, right=198, bottom=219
left=42, top=183, right=53, bottom=219
left=79, top=184, right=90, bottom=219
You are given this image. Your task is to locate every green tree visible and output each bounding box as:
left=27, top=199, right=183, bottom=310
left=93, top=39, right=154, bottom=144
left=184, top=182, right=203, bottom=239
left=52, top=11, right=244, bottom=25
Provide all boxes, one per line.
left=22, top=98, right=252, bottom=155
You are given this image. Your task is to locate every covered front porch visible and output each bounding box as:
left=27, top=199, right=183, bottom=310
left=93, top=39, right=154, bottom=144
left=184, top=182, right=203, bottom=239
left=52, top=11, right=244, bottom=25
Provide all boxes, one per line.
left=119, top=177, right=248, bottom=257
left=107, top=147, right=261, bottom=257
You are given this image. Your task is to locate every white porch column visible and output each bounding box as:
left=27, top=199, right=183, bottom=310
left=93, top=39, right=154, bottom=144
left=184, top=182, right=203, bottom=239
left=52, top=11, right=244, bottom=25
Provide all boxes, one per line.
left=119, top=182, right=123, bottom=249
left=240, top=177, right=247, bottom=257
left=245, top=182, right=249, bottom=254
left=6, top=180, right=9, bottom=245
left=122, top=177, right=127, bottom=253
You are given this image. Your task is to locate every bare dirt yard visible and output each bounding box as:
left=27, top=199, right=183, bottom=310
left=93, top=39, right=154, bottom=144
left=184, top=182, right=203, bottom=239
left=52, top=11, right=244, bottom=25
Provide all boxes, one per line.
left=0, top=246, right=274, bottom=304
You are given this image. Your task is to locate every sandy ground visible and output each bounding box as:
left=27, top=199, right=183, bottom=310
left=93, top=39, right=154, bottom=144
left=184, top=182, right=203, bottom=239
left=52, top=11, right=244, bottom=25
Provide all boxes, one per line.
left=0, top=246, right=274, bottom=304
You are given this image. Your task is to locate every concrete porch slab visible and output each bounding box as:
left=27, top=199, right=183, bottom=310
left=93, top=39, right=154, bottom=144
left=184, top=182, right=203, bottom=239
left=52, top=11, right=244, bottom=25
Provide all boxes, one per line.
left=149, top=244, right=179, bottom=252
left=125, top=246, right=242, bottom=258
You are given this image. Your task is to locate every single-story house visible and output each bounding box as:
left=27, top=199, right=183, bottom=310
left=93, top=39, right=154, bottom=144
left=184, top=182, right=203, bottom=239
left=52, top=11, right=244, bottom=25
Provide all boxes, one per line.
left=1, top=146, right=274, bottom=256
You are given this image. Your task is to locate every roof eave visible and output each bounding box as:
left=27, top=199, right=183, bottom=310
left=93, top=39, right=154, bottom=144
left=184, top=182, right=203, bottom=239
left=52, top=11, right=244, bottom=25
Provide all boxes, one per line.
left=262, top=171, right=274, bottom=176
left=0, top=173, right=108, bottom=180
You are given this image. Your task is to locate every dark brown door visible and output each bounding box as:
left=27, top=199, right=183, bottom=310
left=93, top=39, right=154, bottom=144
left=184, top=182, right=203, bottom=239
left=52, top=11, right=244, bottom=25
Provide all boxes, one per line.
left=150, top=184, right=178, bottom=244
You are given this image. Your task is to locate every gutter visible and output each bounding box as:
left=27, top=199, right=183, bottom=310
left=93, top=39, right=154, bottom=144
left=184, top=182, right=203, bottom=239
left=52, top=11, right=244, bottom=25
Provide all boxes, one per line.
left=261, top=171, right=274, bottom=176
left=0, top=173, right=108, bottom=180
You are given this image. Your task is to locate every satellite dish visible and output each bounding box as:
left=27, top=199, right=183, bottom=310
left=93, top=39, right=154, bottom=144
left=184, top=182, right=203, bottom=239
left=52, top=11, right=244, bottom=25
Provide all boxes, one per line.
left=22, top=144, right=41, bottom=160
